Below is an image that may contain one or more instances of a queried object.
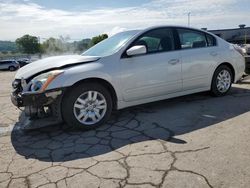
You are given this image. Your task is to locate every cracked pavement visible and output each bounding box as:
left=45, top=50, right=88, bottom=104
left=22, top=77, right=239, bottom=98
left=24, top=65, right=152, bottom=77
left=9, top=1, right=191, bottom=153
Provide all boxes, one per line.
left=1, top=71, right=250, bottom=188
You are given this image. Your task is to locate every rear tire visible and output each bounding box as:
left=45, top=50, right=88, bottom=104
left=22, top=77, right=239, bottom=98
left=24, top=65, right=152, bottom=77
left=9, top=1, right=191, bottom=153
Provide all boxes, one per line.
left=210, top=65, right=233, bottom=97
left=62, top=83, right=113, bottom=130
left=9, top=66, right=15, bottom=71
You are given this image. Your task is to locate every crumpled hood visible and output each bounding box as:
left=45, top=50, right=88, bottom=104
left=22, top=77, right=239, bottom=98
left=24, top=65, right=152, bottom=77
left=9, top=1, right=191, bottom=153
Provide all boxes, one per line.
left=15, top=55, right=100, bottom=79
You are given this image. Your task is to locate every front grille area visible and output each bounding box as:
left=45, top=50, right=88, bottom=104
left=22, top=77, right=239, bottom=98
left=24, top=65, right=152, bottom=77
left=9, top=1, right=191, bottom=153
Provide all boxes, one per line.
left=12, top=79, right=22, bottom=93
left=11, top=79, right=24, bottom=107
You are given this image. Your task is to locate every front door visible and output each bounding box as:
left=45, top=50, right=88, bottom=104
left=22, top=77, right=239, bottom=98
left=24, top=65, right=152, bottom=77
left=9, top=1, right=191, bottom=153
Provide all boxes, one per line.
left=120, top=28, right=182, bottom=102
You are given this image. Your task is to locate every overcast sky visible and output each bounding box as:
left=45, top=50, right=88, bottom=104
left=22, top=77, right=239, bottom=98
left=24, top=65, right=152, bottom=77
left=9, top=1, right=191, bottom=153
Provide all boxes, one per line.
left=0, top=0, right=249, bottom=41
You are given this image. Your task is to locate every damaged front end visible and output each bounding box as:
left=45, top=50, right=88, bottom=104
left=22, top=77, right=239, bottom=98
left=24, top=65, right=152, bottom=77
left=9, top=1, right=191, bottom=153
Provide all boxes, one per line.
left=11, top=71, right=65, bottom=127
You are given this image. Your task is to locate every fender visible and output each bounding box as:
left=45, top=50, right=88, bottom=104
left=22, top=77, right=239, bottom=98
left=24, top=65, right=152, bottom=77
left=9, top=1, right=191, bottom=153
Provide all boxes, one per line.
left=46, top=62, right=122, bottom=101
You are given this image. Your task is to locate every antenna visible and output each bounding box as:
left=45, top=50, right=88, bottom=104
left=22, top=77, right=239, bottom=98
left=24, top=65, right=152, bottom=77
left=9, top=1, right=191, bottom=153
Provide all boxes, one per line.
left=188, top=12, right=191, bottom=27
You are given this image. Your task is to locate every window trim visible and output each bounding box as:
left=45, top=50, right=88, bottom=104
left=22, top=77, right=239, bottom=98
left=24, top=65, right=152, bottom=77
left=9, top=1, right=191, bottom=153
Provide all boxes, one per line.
left=205, top=33, right=217, bottom=47
left=174, top=27, right=217, bottom=51
left=121, top=27, right=177, bottom=58
left=0, top=61, right=11, bottom=65
left=121, top=27, right=218, bottom=58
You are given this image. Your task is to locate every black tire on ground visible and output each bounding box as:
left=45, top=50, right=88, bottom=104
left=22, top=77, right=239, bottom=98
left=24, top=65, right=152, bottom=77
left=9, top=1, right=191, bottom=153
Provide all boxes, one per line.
left=9, top=66, right=16, bottom=71
left=62, top=83, right=113, bottom=130
left=210, top=65, right=233, bottom=97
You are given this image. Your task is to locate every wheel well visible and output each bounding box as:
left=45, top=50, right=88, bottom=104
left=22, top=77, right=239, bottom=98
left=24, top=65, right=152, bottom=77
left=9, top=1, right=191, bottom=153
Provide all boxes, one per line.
left=70, top=78, right=118, bottom=109
left=217, top=62, right=235, bottom=81
left=9, top=66, right=15, bottom=70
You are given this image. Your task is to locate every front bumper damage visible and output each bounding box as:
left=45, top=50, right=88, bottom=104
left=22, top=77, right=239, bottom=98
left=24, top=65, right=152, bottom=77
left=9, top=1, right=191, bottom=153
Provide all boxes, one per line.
left=11, top=79, right=65, bottom=127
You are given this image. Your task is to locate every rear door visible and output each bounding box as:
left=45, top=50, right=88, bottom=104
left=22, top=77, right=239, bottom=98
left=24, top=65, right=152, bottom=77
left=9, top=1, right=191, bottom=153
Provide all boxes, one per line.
left=176, top=28, right=218, bottom=90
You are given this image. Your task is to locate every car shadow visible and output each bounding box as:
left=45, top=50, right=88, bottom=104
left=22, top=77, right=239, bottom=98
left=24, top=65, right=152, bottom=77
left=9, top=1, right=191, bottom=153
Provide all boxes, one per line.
left=11, top=86, right=250, bottom=162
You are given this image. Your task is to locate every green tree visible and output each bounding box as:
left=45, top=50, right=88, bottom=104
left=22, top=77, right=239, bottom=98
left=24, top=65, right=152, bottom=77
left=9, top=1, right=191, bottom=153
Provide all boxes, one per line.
left=89, top=34, right=108, bottom=47
left=73, top=38, right=91, bottom=52
left=1, top=51, right=8, bottom=55
left=15, top=35, right=40, bottom=54
left=41, top=37, right=65, bottom=54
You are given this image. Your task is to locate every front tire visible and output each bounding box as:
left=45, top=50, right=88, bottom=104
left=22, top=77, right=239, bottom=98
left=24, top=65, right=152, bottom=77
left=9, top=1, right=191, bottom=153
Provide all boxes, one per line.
left=211, top=65, right=233, bottom=97
left=62, top=83, right=113, bottom=130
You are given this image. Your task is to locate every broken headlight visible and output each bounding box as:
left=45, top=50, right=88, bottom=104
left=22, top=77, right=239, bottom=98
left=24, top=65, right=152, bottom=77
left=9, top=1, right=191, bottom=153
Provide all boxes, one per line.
left=30, top=70, right=64, bottom=92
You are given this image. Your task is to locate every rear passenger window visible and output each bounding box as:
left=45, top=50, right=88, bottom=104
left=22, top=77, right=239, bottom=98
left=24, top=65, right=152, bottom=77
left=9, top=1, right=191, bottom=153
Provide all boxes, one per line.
left=206, top=34, right=216, bottom=46
left=177, top=29, right=207, bottom=49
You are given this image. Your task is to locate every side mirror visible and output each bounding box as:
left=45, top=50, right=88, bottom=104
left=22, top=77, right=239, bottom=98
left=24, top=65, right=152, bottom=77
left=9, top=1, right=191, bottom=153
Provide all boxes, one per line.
left=126, top=45, right=146, bottom=56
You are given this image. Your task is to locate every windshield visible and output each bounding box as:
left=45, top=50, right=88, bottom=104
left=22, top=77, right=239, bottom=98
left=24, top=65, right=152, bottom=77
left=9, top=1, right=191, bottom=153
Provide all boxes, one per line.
left=82, top=30, right=140, bottom=57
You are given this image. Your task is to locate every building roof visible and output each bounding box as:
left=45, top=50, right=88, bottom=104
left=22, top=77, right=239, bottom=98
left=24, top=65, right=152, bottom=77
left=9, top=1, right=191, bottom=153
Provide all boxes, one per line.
left=209, top=27, right=250, bottom=32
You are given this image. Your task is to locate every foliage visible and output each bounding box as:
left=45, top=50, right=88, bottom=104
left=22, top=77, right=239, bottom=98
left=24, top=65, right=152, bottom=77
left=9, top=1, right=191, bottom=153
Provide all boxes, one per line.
left=72, top=39, right=91, bottom=53
left=41, top=36, right=92, bottom=54
left=89, top=34, right=108, bottom=47
left=0, top=33, right=109, bottom=56
left=15, top=35, right=41, bottom=54
left=41, top=37, right=66, bottom=54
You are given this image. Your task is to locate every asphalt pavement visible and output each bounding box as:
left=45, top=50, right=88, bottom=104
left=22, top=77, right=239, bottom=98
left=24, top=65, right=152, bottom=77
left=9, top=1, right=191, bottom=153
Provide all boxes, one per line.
left=1, top=71, right=250, bottom=188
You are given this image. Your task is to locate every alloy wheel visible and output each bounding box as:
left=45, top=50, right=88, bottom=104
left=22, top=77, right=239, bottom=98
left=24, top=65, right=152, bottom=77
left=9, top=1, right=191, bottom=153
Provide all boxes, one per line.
left=73, top=90, right=107, bottom=125
left=216, top=69, right=231, bottom=93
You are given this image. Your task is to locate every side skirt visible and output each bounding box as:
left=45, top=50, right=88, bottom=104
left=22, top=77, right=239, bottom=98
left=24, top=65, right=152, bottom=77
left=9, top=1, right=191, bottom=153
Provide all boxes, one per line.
left=117, top=87, right=210, bottom=110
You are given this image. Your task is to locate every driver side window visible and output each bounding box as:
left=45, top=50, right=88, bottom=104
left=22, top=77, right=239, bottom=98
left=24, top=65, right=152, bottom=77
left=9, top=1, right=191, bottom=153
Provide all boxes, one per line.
left=133, top=28, right=175, bottom=54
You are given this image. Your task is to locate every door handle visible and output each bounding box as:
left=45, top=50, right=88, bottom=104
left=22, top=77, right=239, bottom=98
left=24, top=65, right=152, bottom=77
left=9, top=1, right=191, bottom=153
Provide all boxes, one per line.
left=210, top=52, right=218, bottom=56
left=168, top=59, right=180, bottom=65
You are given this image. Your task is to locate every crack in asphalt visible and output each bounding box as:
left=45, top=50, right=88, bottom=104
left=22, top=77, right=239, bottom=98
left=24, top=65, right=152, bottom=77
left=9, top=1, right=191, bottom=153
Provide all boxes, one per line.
left=158, top=147, right=212, bottom=188
left=0, top=112, right=214, bottom=188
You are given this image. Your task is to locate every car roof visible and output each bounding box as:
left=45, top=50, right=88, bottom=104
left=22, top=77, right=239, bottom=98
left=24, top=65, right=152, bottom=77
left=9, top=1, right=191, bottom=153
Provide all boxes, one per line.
left=128, top=25, right=218, bottom=39
left=144, top=25, right=200, bottom=30
left=154, top=25, right=212, bottom=33
left=121, top=25, right=207, bottom=33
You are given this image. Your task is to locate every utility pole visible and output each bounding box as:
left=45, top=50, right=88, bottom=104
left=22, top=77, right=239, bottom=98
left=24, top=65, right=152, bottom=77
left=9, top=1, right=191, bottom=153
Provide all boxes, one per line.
left=245, top=30, right=247, bottom=45
left=188, top=12, right=191, bottom=27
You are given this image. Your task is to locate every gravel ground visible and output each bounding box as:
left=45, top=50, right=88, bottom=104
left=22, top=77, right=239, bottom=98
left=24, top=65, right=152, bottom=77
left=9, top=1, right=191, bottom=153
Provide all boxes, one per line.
left=0, top=70, right=250, bottom=188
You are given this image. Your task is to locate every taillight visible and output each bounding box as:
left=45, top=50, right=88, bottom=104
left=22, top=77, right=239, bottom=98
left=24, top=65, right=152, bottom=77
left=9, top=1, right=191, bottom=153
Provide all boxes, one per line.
left=233, top=45, right=245, bottom=57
